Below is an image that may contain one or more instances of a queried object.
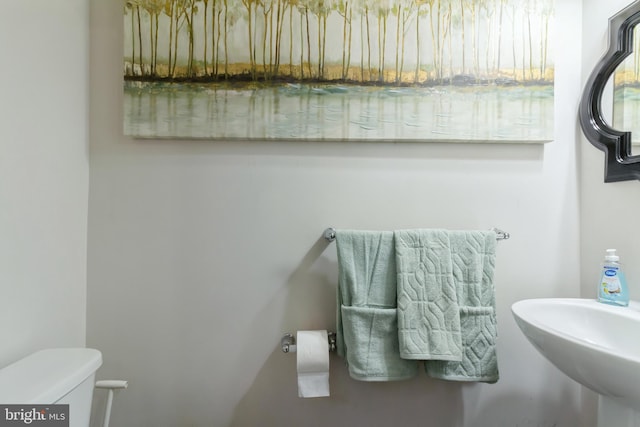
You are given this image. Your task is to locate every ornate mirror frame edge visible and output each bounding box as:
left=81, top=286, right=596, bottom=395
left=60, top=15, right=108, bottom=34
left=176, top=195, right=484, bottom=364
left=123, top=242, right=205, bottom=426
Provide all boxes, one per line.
left=579, top=0, right=640, bottom=182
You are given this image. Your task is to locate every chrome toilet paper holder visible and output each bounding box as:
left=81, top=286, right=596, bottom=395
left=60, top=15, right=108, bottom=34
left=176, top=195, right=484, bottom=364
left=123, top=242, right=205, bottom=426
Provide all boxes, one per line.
left=281, top=332, right=337, bottom=353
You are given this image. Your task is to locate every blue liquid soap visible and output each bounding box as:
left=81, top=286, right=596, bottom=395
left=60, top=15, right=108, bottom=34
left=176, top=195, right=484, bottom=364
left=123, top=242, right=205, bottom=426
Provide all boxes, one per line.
left=597, top=249, right=629, bottom=307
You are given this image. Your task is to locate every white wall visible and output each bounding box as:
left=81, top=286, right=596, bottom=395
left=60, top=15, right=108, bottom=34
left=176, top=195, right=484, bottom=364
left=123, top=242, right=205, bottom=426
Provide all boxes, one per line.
left=580, top=0, right=640, bottom=298
left=88, top=0, right=587, bottom=426
left=579, top=1, right=640, bottom=419
left=0, top=2, right=89, bottom=367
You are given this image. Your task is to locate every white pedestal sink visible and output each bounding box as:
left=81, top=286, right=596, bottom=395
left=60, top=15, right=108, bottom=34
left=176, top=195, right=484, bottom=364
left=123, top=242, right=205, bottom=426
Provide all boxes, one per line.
left=512, top=298, right=640, bottom=427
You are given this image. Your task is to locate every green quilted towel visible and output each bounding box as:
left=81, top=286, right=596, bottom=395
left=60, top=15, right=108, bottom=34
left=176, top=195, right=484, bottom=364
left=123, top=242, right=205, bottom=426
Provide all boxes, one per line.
left=336, top=230, right=418, bottom=381
left=395, top=229, right=463, bottom=361
left=423, top=230, right=499, bottom=383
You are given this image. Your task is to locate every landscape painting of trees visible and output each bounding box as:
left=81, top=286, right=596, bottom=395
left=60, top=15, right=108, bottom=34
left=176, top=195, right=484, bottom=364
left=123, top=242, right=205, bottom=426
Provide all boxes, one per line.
left=124, top=0, right=554, bottom=142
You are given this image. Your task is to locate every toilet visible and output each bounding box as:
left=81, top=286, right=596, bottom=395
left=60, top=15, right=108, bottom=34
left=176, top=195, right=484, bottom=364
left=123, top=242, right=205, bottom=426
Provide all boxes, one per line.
left=0, top=348, right=102, bottom=427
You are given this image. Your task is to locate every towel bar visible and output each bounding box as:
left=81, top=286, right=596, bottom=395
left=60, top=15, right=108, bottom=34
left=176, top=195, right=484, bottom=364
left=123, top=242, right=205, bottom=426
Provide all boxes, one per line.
left=281, top=332, right=337, bottom=353
left=323, top=227, right=510, bottom=242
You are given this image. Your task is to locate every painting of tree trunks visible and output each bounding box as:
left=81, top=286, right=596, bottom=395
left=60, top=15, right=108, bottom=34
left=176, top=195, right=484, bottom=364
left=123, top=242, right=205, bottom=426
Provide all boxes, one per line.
left=124, top=0, right=554, bottom=142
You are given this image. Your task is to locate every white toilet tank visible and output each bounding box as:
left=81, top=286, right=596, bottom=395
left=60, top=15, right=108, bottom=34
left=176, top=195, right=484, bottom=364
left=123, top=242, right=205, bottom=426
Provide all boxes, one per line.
left=0, top=348, right=102, bottom=427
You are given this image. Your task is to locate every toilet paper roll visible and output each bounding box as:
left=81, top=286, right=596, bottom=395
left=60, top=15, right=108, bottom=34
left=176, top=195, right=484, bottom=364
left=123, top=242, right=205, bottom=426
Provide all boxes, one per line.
left=296, top=330, right=330, bottom=398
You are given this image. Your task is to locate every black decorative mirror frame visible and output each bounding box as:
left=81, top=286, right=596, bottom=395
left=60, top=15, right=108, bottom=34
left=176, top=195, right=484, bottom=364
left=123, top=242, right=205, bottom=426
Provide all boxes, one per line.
left=580, top=0, right=640, bottom=182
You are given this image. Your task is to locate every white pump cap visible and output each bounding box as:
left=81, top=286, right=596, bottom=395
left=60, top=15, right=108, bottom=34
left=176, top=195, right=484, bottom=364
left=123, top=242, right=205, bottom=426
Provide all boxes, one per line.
left=605, top=249, right=619, bottom=262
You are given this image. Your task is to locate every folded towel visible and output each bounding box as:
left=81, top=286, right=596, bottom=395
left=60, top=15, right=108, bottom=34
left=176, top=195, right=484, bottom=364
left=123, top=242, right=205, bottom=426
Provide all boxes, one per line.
left=336, top=230, right=418, bottom=381
left=424, top=231, right=499, bottom=383
left=395, top=229, right=463, bottom=361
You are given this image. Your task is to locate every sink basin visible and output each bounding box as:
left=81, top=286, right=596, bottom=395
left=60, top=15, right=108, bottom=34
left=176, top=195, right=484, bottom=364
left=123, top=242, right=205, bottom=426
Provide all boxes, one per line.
left=512, top=298, right=640, bottom=410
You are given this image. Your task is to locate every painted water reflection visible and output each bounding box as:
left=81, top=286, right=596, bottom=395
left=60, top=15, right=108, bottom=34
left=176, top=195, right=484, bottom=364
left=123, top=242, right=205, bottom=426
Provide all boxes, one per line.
left=124, top=81, right=553, bottom=142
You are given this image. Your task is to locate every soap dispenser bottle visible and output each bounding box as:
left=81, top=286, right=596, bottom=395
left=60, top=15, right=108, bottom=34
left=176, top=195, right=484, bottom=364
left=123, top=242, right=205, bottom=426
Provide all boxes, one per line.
left=597, top=249, right=629, bottom=307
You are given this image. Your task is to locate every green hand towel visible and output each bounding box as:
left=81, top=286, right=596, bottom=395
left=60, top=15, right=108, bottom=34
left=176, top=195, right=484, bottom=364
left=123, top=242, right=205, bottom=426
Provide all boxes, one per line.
left=425, top=230, right=499, bottom=383
left=336, top=230, right=418, bottom=381
left=395, top=229, right=463, bottom=361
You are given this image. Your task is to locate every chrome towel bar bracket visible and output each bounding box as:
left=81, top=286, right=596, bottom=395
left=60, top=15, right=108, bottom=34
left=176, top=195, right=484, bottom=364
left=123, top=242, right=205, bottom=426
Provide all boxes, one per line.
left=491, top=228, right=510, bottom=241
left=323, top=228, right=337, bottom=242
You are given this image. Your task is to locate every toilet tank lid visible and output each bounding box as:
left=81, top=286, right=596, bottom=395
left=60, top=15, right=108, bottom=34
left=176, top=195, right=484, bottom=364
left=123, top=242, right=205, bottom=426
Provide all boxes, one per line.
left=0, top=348, right=102, bottom=404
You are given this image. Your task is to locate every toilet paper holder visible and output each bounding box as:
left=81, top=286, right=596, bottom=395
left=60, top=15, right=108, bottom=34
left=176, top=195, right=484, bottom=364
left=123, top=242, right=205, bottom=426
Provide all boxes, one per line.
left=281, top=332, right=337, bottom=353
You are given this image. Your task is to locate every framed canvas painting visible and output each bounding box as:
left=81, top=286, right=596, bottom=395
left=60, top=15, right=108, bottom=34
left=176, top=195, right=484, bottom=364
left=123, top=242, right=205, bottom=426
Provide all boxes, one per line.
left=124, top=0, right=554, bottom=142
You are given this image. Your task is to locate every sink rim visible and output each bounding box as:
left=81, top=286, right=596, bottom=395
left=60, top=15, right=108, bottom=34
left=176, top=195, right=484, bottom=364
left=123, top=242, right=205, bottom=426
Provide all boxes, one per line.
left=512, top=298, right=640, bottom=364
left=512, top=297, right=640, bottom=406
